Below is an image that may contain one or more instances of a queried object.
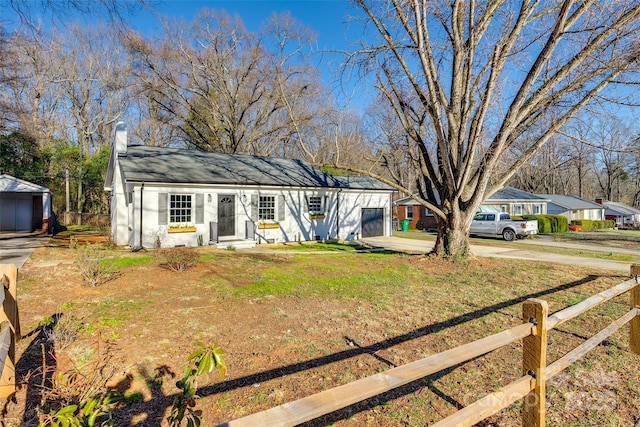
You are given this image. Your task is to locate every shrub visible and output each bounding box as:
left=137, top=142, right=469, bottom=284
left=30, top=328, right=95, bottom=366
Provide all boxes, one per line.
left=571, top=219, right=616, bottom=231
left=43, top=314, right=85, bottom=350
left=157, top=248, right=199, bottom=272
left=168, top=342, right=226, bottom=427
left=37, top=341, right=120, bottom=427
left=523, top=214, right=568, bottom=234
left=572, top=219, right=593, bottom=231
left=76, top=244, right=118, bottom=287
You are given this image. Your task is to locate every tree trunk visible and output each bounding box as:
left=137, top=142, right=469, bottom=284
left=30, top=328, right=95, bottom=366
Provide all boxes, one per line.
left=431, top=208, right=471, bottom=260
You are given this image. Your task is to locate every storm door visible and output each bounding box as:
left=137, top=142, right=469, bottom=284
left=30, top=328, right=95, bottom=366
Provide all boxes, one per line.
left=218, top=195, right=236, bottom=237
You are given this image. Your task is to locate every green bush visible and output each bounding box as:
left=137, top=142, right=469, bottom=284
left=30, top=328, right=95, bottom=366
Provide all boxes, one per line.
left=571, top=219, right=615, bottom=231
left=523, top=214, right=568, bottom=234
left=572, top=219, right=593, bottom=230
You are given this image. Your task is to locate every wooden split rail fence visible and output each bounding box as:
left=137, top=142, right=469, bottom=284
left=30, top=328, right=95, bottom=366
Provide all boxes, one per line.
left=0, top=264, right=20, bottom=398
left=218, top=267, right=640, bottom=427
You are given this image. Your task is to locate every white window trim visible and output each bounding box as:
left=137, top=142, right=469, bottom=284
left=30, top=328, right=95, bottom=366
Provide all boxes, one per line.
left=259, top=195, right=276, bottom=221
left=169, top=193, right=193, bottom=224
left=406, top=205, right=414, bottom=220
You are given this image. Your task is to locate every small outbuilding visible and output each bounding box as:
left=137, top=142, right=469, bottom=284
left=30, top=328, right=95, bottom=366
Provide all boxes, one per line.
left=0, top=174, right=52, bottom=234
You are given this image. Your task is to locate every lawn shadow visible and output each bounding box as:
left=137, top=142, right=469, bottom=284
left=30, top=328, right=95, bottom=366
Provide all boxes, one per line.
left=205, top=274, right=601, bottom=425
left=10, top=313, right=61, bottom=425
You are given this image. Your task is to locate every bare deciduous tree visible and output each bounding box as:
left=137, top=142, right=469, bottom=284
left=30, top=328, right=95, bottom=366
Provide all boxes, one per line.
left=325, top=0, right=640, bottom=258
left=126, top=10, right=323, bottom=155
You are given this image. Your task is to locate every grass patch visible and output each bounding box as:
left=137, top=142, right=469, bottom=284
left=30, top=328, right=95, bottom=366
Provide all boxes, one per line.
left=100, top=255, right=154, bottom=270
left=267, top=242, right=370, bottom=251
left=57, top=225, right=109, bottom=236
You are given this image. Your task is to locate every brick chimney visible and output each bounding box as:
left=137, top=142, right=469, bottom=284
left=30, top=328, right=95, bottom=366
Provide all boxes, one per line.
left=595, top=197, right=604, bottom=205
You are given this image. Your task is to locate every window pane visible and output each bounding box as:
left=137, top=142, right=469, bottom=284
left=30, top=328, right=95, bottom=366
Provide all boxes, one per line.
left=308, top=196, right=323, bottom=214
left=259, top=196, right=275, bottom=220
left=170, top=194, right=192, bottom=223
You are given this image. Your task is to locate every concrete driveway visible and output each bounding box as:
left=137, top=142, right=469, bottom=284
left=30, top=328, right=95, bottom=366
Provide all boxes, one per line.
left=361, top=235, right=634, bottom=273
left=0, top=233, right=50, bottom=269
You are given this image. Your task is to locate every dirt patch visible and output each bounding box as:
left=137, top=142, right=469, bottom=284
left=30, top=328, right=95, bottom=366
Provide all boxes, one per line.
left=4, top=245, right=640, bottom=426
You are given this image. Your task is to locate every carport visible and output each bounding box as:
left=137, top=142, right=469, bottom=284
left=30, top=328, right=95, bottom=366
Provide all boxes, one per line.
left=0, top=174, right=52, bottom=234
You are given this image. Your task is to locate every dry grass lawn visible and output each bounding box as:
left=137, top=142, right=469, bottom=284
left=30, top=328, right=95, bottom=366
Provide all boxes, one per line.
left=4, top=242, right=640, bottom=426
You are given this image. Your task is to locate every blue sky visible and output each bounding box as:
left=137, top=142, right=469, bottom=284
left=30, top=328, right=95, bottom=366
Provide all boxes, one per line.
left=142, top=1, right=367, bottom=104
left=147, top=1, right=356, bottom=50
left=0, top=0, right=372, bottom=106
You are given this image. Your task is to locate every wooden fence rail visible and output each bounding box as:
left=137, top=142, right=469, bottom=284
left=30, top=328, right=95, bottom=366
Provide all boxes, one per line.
left=0, top=264, right=20, bottom=398
left=217, top=271, right=640, bottom=427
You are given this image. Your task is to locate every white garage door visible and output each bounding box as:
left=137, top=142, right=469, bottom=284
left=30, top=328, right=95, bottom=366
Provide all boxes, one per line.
left=0, top=194, right=33, bottom=232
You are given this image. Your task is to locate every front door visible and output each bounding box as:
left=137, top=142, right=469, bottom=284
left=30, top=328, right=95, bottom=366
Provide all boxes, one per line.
left=218, top=195, right=235, bottom=237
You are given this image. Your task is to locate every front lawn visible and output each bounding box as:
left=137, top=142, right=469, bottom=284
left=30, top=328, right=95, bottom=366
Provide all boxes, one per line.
left=9, top=245, right=640, bottom=426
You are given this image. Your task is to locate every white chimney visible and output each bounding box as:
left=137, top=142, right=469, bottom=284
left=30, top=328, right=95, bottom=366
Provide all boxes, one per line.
left=114, top=122, right=127, bottom=154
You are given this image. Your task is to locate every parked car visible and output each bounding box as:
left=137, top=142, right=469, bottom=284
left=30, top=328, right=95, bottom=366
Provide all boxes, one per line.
left=470, top=212, right=538, bottom=241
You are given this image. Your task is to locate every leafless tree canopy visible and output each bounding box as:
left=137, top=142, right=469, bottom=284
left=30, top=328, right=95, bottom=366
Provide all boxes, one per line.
left=338, top=0, right=640, bottom=256
left=126, top=9, right=325, bottom=154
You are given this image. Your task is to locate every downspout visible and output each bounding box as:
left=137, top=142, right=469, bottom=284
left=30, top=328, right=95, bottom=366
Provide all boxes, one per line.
left=336, top=189, right=342, bottom=239
left=133, top=182, right=144, bottom=252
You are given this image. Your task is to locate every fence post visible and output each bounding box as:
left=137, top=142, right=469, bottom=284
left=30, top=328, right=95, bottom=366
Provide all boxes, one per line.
left=522, top=298, right=548, bottom=427
left=0, top=264, right=19, bottom=398
left=631, top=278, right=640, bottom=355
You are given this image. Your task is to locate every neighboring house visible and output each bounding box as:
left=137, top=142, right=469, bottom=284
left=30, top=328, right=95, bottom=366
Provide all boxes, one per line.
left=394, top=198, right=438, bottom=231
left=104, top=123, right=394, bottom=248
left=597, top=198, right=640, bottom=229
left=539, top=194, right=605, bottom=222
left=395, top=187, right=548, bottom=231
left=483, top=187, right=548, bottom=216
left=0, top=174, right=52, bottom=234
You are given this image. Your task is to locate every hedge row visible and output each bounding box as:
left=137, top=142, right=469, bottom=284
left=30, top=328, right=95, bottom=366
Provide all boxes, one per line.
left=521, top=214, right=569, bottom=234
left=570, top=219, right=616, bottom=231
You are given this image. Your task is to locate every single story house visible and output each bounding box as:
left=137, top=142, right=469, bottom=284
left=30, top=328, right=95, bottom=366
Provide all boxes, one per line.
left=0, top=174, right=52, bottom=234
left=540, top=194, right=605, bottom=222
left=105, top=123, right=394, bottom=248
left=395, top=187, right=548, bottom=231
left=597, top=198, right=640, bottom=229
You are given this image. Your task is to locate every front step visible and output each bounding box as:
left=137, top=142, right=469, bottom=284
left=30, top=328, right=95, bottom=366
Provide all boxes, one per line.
left=214, top=239, right=256, bottom=250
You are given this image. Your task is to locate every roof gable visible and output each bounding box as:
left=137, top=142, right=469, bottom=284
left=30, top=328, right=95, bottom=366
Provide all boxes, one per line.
left=0, top=174, right=49, bottom=193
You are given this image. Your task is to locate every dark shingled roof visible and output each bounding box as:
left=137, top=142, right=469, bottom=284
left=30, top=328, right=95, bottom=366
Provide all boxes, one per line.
left=488, top=186, right=547, bottom=202
left=540, top=194, right=604, bottom=210
left=118, top=146, right=392, bottom=190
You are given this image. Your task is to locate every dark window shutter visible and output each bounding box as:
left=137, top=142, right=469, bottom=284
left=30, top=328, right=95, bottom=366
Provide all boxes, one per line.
left=195, top=194, right=204, bottom=224
left=303, top=195, right=308, bottom=213
left=251, top=194, right=259, bottom=221
left=278, top=195, right=285, bottom=221
left=158, top=193, right=168, bottom=225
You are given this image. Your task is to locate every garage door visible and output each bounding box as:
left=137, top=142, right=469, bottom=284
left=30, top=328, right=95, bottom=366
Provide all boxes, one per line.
left=361, top=208, right=384, bottom=237
left=0, top=194, right=33, bottom=232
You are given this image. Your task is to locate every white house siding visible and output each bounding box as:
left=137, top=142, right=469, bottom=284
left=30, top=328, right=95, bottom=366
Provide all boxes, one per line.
left=114, top=183, right=392, bottom=248
left=546, top=205, right=604, bottom=222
